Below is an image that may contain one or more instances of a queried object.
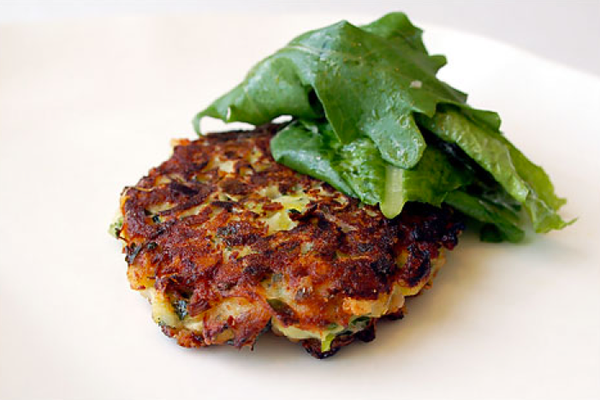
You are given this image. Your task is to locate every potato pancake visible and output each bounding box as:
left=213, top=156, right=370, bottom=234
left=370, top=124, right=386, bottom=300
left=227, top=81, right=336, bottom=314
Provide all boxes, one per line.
left=114, top=124, right=463, bottom=358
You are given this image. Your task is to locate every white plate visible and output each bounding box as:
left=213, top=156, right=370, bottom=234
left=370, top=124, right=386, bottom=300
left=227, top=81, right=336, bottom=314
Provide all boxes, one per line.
left=0, top=13, right=598, bottom=400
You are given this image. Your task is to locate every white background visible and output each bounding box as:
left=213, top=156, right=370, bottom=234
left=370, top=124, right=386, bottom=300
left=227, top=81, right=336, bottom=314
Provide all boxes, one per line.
left=0, top=3, right=599, bottom=400
left=1, top=0, right=599, bottom=76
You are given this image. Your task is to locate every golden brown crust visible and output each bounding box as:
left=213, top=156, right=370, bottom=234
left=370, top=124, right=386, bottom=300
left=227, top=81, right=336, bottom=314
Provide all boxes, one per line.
left=117, top=124, right=463, bottom=357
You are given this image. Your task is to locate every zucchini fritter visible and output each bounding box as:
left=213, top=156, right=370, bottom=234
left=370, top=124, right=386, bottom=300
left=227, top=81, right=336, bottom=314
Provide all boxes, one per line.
left=115, top=124, right=463, bottom=358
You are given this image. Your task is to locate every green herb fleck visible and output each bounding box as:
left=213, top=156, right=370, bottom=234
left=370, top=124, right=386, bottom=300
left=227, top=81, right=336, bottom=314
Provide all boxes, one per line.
left=125, top=243, right=142, bottom=264
left=266, top=298, right=290, bottom=313
left=321, top=333, right=336, bottom=353
left=173, top=300, right=188, bottom=320
left=108, top=216, right=123, bottom=238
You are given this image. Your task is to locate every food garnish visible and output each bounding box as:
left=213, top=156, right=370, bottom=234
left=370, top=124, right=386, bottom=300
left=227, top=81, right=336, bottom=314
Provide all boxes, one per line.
left=195, top=12, right=571, bottom=241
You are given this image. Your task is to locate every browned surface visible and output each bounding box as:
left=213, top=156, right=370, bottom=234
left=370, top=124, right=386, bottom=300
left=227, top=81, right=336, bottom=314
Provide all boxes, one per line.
left=116, top=124, right=463, bottom=357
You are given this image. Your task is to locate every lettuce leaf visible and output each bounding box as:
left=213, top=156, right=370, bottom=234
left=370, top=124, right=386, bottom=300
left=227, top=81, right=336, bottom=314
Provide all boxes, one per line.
left=269, top=120, right=355, bottom=196
left=417, top=105, right=571, bottom=233
left=380, top=144, right=472, bottom=218
left=195, top=13, right=481, bottom=169
left=272, top=120, right=472, bottom=218
left=195, top=12, right=570, bottom=240
left=444, top=189, right=525, bottom=243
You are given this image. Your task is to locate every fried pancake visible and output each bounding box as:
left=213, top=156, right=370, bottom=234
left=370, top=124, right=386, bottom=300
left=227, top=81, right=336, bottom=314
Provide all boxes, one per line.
left=115, top=124, right=463, bottom=358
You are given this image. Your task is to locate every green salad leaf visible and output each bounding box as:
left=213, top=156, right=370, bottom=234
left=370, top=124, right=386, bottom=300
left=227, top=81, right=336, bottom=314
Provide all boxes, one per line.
left=416, top=105, right=571, bottom=233
left=380, top=145, right=472, bottom=218
left=444, top=189, right=525, bottom=243
left=272, top=120, right=472, bottom=218
left=270, top=120, right=355, bottom=196
left=196, top=12, right=477, bottom=169
left=195, top=12, right=570, bottom=241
